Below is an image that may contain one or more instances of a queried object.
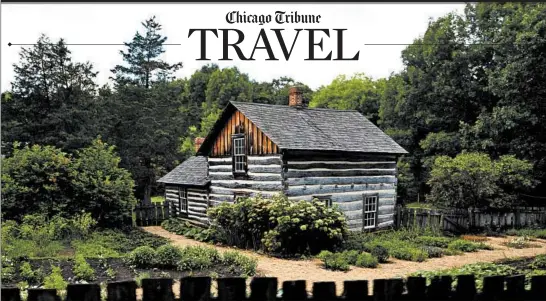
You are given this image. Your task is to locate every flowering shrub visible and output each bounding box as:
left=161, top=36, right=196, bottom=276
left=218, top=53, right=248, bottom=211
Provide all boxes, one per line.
left=208, top=194, right=348, bottom=256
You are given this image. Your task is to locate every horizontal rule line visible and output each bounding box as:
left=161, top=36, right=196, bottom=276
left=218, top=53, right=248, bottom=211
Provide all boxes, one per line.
left=7, top=43, right=182, bottom=46
left=365, top=43, right=512, bottom=46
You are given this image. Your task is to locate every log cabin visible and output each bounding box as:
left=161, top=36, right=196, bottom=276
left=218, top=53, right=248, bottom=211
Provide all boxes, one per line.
left=158, top=87, right=408, bottom=231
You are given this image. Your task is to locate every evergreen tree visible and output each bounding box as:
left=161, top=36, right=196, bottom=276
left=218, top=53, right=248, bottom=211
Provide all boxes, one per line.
left=2, top=35, right=99, bottom=153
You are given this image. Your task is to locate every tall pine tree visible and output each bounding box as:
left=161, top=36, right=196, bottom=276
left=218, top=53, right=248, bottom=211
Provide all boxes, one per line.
left=104, top=16, right=186, bottom=203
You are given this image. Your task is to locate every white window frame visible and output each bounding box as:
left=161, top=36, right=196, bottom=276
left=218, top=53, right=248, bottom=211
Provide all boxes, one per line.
left=363, top=194, right=378, bottom=230
left=179, top=187, right=188, bottom=214
left=232, top=136, right=246, bottom=174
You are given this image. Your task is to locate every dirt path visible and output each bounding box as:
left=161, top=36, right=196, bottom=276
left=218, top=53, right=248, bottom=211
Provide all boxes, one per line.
left=144, top=226, right=546, bottom=295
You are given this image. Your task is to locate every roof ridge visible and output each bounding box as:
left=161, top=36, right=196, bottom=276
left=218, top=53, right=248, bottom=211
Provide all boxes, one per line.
left=230, top=101, right=360, bottom=113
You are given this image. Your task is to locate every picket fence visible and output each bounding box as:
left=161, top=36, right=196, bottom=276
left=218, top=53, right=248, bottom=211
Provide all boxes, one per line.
left=395, top=206, right=546, bottom=233
left=2, top=275, right=546, bottom=301
left=132, top=200, right=171, bottom=227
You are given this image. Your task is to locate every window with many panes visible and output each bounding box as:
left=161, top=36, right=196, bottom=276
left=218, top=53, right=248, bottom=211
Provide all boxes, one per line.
left=314, top=195, right=332, bottom=208
left=233, top=136, right=246, bottom=174
left=363, top=194, right=378, bottom=229
left=178, top=187, right=188, bottom=214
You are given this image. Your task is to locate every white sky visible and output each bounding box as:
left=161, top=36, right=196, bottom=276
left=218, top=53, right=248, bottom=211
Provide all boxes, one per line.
left=1, top=3, right=465, bottom=92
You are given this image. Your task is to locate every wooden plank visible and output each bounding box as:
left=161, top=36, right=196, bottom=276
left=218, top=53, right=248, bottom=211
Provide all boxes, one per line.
left=286, top=175, right=396, bottom=186
left=287, top=161, right=397, bottom=170
left=285, top=168, right=397, bottom=178
left=286, top=183, right=396, bottom=197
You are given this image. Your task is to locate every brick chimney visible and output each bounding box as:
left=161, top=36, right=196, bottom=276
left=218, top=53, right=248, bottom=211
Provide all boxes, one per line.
left=194, top=137, right=205, bottom=153
left=288, top=86, right=305, bottom=108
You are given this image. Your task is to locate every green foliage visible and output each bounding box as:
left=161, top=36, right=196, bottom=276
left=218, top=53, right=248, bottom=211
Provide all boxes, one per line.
left=422, top=246, right=445, bottom=258
left=155, top=244, right=183, bottom=269
left=530, top=255, right=546, bottom=269
left=1, top=137, right=135, bottom=226
left=208, top=195, right=348, bottom=256
left=73, top=254, right=96, bottom=281
left=505, top=228, right=546, bottom=239
left=161, top=219, right=216, bottom=242
left=221, top=251, right=258, bottom=277
left=447, top=240, right=481, bottom=252
left=411, top=262, right=519, bottom=291
left=135, top=272, right=151, bottom=288
left=1, top=256, right=16, bottom=283
left=371, top=245, right=390, bottom=263
left=340, top=250, right=360, bottom=265
left=317, top=250, right=333, bottom=261
left=127, top=246, right=157, bottom=268
left=414, top=236, right=452, bottom=248
left=310, top=73, right=384, bottom=124
left=428, top=152, right=536, bottom=209
left=43, top=266, right=68, bottom=291
left=1, top=144, right=73, bottom=220
left=1, top=35, right=99, bottom=155
left=70, top=138, right=137, bottom=226
left=355, top=252, right=378, bottom=268
left=321, top=252, right=350, bottom=271
left=177, top=246, right=220, bottom=271
left=19, top=262, right=44, bottom=284
left=106, top=268, right=117, bottom=280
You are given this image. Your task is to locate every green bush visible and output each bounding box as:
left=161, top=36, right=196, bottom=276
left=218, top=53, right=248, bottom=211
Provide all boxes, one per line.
left=177, top=246, right=220, bottom=271
left=411, top=262, right=518, bottom=291
left=1, top=256, right=16, bottom=283
left=317, top=250, right=333, bottom=261
left=415, top=236, right=452, bottom=248
left=427, top=153, right=536, bottom=210
left=341, top=250, right=359, bottom=265
left=72, top=241, right=121, bottom=258
left=448, top=240, right=480, bottom=252
left=530, top=255, right=546, bottom=269
left=371, top=245, right=389, bottom=263
left=390, top=246, right=428, bottom=262
left=156, top=245, right=183, bottom=269
left=322, top=253, right=350, bottom=271
left=127, top=246, right=156, bottom=268
left=73, top=254, right=96, bottom=281
left=423, top=246, right=444, bottom=258
left=221, top=251, right=258, bottom=277
left=43, top=266, right=68, bottom=291
left=208, top=195, right=348, bottom=256
left=355, top=253, right=378, bottom=268
left=19, top=262, right=44, bottom=284
left=1, top=139, right=137, bottom=226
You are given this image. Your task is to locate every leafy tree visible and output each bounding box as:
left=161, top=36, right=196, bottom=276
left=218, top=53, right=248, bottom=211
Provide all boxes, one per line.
left=1, top=143, right=73, bottom=220
left=1, top=35, right=99, bottom=153
left=310, top=74, right=384, bottom=124
left=70, top=138, right=137, bottom=226
left=427, top=152, right=536, bottom=209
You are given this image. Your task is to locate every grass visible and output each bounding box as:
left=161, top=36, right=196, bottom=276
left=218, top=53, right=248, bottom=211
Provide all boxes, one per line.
left=340, top=227, right=493, bottom=263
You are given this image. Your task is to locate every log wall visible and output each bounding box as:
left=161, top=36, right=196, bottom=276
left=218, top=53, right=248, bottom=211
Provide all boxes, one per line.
left=283, top=154, right=398, bottom=231
left=165, top=185, right=209, bottom=225
left=208, top=155, right=284, bottom=206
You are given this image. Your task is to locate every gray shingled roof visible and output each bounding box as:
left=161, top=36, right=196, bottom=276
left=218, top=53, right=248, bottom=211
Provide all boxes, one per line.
left=230, top=101, right=408, bottom=154
left=157, top=156, right=209, bottom=186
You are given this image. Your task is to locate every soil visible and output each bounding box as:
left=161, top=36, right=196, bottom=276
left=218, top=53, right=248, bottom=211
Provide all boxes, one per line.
left=3, top=257, right=244, bottom=288
left=144, top=226, right=546, bottom=295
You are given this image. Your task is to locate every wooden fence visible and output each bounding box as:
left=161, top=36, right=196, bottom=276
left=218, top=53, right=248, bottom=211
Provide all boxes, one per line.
left=132, top=200, right=171, bottom=227
left=395, top=206, right=546, bottom=233
left=2, top=275, right=546, bottom=301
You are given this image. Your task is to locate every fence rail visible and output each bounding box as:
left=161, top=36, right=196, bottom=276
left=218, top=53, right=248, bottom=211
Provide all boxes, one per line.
left=395, top=205, right=546, bottom=233
left=2, top=275, right=546, bottom=301
left=132, top=200, right=170, bottom=227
